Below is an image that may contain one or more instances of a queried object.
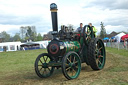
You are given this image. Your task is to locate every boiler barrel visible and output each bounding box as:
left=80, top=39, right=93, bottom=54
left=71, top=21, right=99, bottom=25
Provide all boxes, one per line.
left=47, top=40, right=81, bottom=57
left=64, top=41, right=80, bottom=53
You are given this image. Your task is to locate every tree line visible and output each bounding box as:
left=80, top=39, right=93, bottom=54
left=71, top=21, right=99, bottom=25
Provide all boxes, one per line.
left=0, top=26, right=43, bottom=42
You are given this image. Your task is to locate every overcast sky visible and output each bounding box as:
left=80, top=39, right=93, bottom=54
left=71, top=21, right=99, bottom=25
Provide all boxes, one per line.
left=0, top=0, right=128, bottom=36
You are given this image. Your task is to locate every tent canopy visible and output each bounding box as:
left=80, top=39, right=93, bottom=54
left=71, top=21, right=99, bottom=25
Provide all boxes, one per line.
left=111, top=36, right=115, bottom=39
left=121, top=34, right=128, bottom=40
left=20, top=42, right=39, bottom=47
left=103, top=37, right=109, bottom=40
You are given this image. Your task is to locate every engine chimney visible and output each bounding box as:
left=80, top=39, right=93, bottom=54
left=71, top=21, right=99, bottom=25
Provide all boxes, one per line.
left=50, top=3, right=58, bottom=32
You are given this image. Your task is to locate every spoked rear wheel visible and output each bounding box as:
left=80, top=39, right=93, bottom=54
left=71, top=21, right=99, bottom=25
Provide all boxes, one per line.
left=88, top=38, right=106, bottom=70
left=62, top=51, right=81, bottom=80
left=35, top=53, right=55, bottom=78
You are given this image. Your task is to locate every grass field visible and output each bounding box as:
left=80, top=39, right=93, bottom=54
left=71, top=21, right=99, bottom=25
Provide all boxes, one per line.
left=0, top=49, right=47, bottom=85
left=106, top=47, right=128, bottom=57
left=0, top=48, right=128, bottom=85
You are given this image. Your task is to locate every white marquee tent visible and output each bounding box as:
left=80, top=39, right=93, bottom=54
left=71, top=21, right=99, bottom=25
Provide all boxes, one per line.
left=115, top=32, right=126, bottom=42
left=0, top=40, right=50, bottom=52
left=0, top=42, right=22, bottom=52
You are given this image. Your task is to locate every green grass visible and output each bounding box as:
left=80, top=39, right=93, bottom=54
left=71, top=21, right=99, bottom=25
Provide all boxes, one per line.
left=0, top=49, right=47, bottom=84
left=106, top=47, right=128, bottom=57
left=0, top=48, right=128, bottom=85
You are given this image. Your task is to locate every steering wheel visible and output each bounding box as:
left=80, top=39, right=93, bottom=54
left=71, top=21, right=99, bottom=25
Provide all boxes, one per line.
left=83, top=25, right=94, bottom=46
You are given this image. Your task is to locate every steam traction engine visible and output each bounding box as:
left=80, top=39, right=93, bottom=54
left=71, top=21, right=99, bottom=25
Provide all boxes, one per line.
left=35, top=3, right=106, bottom=80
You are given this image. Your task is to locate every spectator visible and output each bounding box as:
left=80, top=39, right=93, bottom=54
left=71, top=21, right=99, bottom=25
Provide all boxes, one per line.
left=88, top=23, right=97, bottom=37
left=124, top=38, right=127, bottom=48
left=75, top=23, right=83, bottom=33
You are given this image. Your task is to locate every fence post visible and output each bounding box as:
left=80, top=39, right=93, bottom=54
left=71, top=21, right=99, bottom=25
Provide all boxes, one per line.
left=118, top=42, right=119, bottom=50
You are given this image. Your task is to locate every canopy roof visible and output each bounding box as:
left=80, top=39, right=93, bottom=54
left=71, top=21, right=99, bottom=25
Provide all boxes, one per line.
left=103, top=37, right=109, bottom=40
left=20, top=42, right=39, bottom=47
left=121, top=34, right=128, bottom=40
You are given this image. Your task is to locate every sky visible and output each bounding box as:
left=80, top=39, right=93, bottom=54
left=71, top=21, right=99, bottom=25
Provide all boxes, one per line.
left=0, top=0, right=128, bottom=36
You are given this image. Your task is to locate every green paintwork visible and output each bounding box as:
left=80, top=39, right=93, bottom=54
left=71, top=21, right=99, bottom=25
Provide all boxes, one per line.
left=80, top=37, right=84, bottom=46
left=64, top=41, right=80, bottom=53
left=47, top=62, right=62, bottom=67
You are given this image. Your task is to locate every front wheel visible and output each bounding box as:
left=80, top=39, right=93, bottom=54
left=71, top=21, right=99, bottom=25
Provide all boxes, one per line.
left=62, top=51, right=81, bottom=80
left=35, top=53, right=55, bottom=78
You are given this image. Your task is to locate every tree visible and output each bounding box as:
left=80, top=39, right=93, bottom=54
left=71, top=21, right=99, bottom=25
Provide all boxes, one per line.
left=20, top=26, right=37, bottom=41
left=68, top=24, right=74, bottom=32
left=20, top=26, right=26, bottom=40
left=26, top=26, right=37, bottom=41
left=13, top=33, right=21, bottom=41
left=36, top=33, right=43, bottom=41
left=0, top=31, right=10, bottom=42
left=26, top=26, right=33, bottom=37
left=100, top=22, right=106, bottom=39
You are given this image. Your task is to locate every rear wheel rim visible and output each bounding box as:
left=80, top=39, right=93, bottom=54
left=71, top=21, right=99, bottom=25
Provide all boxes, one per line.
left=95, top=40, right=105, bottom=69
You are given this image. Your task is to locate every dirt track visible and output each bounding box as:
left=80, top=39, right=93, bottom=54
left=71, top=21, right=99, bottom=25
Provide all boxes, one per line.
left=22, top=51, right=128, bottom=85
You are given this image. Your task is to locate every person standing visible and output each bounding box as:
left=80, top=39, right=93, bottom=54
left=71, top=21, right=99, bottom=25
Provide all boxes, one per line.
left=124, top=38, right=127, bottom=48
left=88, top=23, right=97, bottom=37
left=75, top=23, right=83, bottom=33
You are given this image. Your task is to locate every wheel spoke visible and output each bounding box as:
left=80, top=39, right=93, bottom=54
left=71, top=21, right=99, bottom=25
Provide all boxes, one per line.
left=96, top=58, right=100, bottom=64
left=69, top=68, right=72, bottom=77
left=99, top=47, right=102, bottom=50
left=72, top=67, right=77, bottom=76
left=65, top=63, right=69, bottom=66
left=43, top=68, right=47, bottom=75
left=74, top=61, right=78, bottom=64
left=95, top=49, right=98, bottom=53
left=67, top=58, right=71, bottom=63
left=97, top=42, right=100, bottom=48
left=39, top=67, right=43, bottom=71
left=100, top=55, right=103, bottom=57
left=70, top=55, right=72, bottom=62
left=45, top=56, right=48, bottom=62
left=43, top=56, right=46, bottom=63
left=72, top=68, right=76, bottom=74
left=39, top=59, right=43, bottom=64
left=66, top=67, right=71, bottom=71
left=98, top=60, right=102, bottom=65
left=72, top=68, right=74, bottom=76
left=47, top=67, right=51, bottom=72
left=73, top=56, right=76, bottom=63
left=42, top=69, right=45, bottom=75
left=86, top=36, right=88, bottom=40
left=97, top=57, right=102, bottom=65
left=95, top=53, right=97, bottom=57
left=75, top=66, right=78, bottom=69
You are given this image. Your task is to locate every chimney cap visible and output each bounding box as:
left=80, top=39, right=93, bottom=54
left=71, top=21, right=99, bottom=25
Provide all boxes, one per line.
left=50, top=3, right=57, bottom=10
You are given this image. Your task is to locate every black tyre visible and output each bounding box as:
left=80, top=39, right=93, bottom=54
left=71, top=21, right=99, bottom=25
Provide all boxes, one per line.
left=35, top=53, right=55, bottom=78
left=87, top=38, right=106, bottom=70
left=62, top=51, right=81, bottom=80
